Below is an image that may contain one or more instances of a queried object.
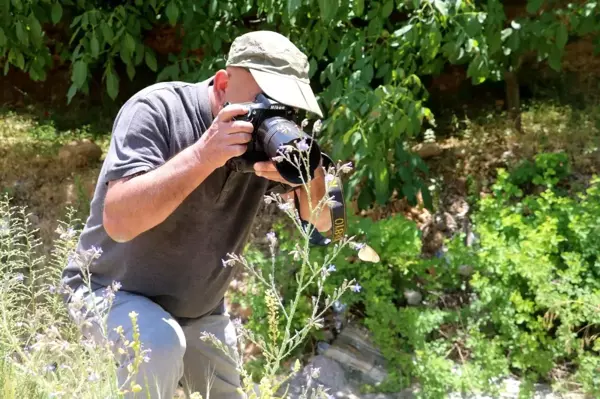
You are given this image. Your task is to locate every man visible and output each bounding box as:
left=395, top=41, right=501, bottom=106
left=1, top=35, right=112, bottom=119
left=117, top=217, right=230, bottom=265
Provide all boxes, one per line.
left=61, top=30, right=331, bottom=398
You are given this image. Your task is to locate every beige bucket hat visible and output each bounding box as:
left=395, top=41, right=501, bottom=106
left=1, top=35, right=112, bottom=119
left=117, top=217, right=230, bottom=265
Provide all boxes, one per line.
left=226, top=30, right=323, bottom=118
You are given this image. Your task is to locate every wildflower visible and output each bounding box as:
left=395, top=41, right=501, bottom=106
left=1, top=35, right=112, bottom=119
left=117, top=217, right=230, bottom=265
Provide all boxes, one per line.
left=272, top=155, right=285, bottom=163
left=327, top=264, right=336, bottom=273
left=263, top=195, right=274, bottom=204
left=278, top=144, right=295, bottom=154
left=88, top=372, right=100, bottom=382
left=143, top=355, right=151, bottom=363
left=222, top=258, right=236, bottom=268
left=296, top=138, right=310, bottom=152
left=340, top=162, right=353, bottom=173
left=44, top=363, right=57, bottom=373
left=112, top=281, right=122, bottom=291
left=278, top=201, right=294, bottom=212
left=312, top=119, right=323, bottom=134
left=351, top=283, right=362, bottom=293
left=60, top=227, right=76, bottom=240
left=266, top=231, right=277, bottom=246
left=89, top=245, right=103, bottom=257
left=14, top=273, right=24, bottom=282
left=350, top=242, right=366, bottom=250
left=48, top=284, right=57, bottom=294
left=310, top=367, right=320, bottom=379
left=103, top=288, right=115, bottom=301
left=301, top=118, right=309, bottom=129
left=325, top=173, right=335, bottom=184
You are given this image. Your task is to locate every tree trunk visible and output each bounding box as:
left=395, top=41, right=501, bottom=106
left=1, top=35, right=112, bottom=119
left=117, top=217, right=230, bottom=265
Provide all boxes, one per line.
left=504, top=69, right=522, bottom=132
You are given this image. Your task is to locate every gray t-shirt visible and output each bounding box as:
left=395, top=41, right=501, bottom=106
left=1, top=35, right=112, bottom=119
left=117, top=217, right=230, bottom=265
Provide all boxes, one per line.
left=62, top=78, right=286, bottom=319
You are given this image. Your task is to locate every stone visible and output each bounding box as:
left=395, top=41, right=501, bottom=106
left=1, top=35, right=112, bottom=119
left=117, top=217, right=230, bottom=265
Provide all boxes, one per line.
left=412, top=142, right=443, bottom=159
left=403, top=289, right=422, bottom=306
left=58, top=139, right=102, bottom=168
left=323, top=322, right=388, bottom=387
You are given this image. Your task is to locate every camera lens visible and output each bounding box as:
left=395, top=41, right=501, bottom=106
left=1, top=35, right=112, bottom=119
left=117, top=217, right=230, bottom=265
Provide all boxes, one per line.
left=256, top=117, right=321, bottom=185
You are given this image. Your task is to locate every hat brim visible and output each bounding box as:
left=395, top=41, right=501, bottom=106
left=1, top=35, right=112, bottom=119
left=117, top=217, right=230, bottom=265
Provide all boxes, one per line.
left=249, top=69, right=323, bottom=118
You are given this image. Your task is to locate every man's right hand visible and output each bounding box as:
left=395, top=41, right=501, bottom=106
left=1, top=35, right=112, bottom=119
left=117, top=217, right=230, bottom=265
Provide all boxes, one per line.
left=194, top=104, right=255, bottom=169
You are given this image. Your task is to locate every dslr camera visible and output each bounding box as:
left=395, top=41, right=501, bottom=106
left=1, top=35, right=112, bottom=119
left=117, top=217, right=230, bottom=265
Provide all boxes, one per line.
left=225, top=94, right=322, bottom=185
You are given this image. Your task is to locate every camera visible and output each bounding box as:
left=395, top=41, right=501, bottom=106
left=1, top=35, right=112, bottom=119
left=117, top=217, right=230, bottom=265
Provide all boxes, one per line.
left=225, top=94, right=322, bottom=185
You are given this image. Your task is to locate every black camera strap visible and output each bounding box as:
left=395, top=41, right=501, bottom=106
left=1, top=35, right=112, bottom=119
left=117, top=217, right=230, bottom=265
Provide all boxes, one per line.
left=294, top=153, right=347, bottom=246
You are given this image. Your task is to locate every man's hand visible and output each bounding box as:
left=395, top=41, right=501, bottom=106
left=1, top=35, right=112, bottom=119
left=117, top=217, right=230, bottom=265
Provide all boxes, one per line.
left=194, top=104, right=254, bottom=169
left=255, top=161, right=332, bottom=233
left=253, top=161, right=302, bottom=186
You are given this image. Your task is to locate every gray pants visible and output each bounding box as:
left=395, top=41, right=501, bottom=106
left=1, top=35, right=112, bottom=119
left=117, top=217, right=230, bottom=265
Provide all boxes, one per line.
left=69, top=284, right=243, bottom=399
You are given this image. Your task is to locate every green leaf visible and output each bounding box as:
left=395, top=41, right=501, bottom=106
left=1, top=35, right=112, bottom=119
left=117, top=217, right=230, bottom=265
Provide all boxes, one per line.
left=526, top=0, right=544, bottom=14
left=73, top=60, right=87, bottom=88
left=124, top=33, right=135, bottom=54
left=67, top=83, right=78, bottom=104
left=393, top=24, right=413, bottom=38
left=548, top=47, right=562, bottom=71
left=374, top=161, right=390, bottom=204
left=29, top=15, right=42, bottom=46
left=15, top=21, right=27, bottom=46
left=556, top=23, right=568, bottom=49
left=357, top=187, right=374, bottom=210
left=287, top=0, right=302, bottom=17
left=126, top=62, right=135, bottom=80
left=145, top=49, right=158, bottom=72
left=51, top=2, right=63, bottom=24
left=318, top=0, right=339, bottom=22
left=208, top=0, right=218, bottom=16
left=353, top=0, right=364, bottom=17
left=166, top=2, right=179, bottom=26
left=434, top=0, right=448, bottom=16
left=101, top=23, right=113, bottom=44
left=106, top=67, right=119, bottom=99
left=135, top=42, right=144, bottom=65
left=90, top=34, right=100, bottom=58
left=381, top=0, right=394, bottom=18
left=0, top=28, right=5, bottom=47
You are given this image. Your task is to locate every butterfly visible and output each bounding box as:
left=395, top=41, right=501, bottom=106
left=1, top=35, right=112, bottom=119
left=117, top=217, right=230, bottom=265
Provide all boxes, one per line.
left=358, top=244, right=380, bottom=263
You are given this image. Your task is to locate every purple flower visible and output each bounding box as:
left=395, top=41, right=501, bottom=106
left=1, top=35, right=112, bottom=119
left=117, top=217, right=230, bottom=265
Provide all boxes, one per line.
left=351, top=283, right=362, bottom=293
left=340, top=162, right=353, bottom=173
left=327, top=264, right=336, bottom=273
left=266, top=231, right=277, bottom=246
left=15, top=273, right=24, bottom=282
left=278, top=202, right=293, bottom=212
left=297, top=138, right=310, bottom=152
left=325, top=173, right=335, bottom=184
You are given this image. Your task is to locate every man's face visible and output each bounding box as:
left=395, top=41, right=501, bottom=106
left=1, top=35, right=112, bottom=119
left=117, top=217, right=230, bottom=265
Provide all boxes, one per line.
left=222, top=67, right=263, bottom=104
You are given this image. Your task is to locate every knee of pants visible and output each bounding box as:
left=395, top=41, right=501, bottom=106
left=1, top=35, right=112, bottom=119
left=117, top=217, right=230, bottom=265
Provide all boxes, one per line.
left=137, top=317, right=187, bottom=370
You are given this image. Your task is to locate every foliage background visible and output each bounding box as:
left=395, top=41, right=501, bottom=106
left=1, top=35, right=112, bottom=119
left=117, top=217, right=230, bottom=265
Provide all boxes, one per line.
left=1, top=0, right=600, bottom=398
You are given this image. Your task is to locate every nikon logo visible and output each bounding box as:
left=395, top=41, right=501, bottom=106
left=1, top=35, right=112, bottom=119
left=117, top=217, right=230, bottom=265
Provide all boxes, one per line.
left=270, top=105, right=286, bottom=110
left=333, top=217, right=345, bottom=242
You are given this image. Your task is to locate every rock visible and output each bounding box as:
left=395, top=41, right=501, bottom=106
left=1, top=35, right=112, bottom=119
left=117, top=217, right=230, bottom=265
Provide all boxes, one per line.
left=458, top=264, right=474, bottom=277
left=403, top=290, right=422, bottom=306
left=280, top=355, right=352, bottom=398
left=323, top=322, right=388, bottom=387
left=58, top=139, right=102, bottom=168
left=435, top=212, right=457, bottom=233
left=413, top=142, right=443, bottom=159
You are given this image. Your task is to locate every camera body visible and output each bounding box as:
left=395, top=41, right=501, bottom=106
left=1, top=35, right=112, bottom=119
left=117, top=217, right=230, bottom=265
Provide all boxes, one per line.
left=227, top=94, right=321, bottom=185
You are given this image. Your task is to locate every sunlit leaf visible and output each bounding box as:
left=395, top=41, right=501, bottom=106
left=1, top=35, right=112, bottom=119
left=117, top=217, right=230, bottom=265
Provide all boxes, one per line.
left=51, top=2, right=63, bottom=24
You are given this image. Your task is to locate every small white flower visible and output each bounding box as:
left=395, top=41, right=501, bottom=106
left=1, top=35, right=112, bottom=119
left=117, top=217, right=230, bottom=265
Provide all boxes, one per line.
left=112, top=281, right=122, bottom=291
left=296, top=138, right=310, bottom=152
left=88, top=372, right=100, bottom=382
left=327, top=264, right=336, bottom=273
left=278, top=202, right=294, bottom=212
left=89, top=246, right=103, bottom=257
left=143, top=355, right=151, bottom=363
left=266, top=231, right=277, bottom=246
left=263, top=195, right=274, bottom=205
left=222, top=258, right=236, bottom=268
left=272, top=155, right=285, bottom=163
left=15, top=273, right=24, bottom=282
left=325, top=173, right=335, bottom=184
left=312, top=120, right=323, bottom=134
left=351, top=283, right=362, bottom=293
left=340, top=162, right=353, bottom=173
left=301, top=118, right=309, bottom=129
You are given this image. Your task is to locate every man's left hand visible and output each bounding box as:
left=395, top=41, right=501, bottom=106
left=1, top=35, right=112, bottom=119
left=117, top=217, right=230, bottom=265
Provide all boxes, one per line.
left=253, top=161, right=302, bottom=186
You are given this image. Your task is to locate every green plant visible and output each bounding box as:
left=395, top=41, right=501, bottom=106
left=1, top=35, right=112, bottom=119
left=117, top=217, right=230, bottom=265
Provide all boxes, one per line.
left=2, top=0, right=598, bottom=207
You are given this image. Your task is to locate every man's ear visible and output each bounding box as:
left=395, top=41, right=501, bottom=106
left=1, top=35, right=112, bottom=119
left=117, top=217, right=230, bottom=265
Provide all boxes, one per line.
left=212, top=69, right=229, bottom=108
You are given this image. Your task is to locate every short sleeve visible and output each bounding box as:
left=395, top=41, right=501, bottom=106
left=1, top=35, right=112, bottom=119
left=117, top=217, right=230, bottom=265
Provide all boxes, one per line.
left=103, top=97, right=169, bottom=184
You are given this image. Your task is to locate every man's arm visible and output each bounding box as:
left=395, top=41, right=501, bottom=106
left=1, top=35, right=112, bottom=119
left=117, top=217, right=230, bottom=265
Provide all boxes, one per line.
left=103, top=104, right=253, bottom=243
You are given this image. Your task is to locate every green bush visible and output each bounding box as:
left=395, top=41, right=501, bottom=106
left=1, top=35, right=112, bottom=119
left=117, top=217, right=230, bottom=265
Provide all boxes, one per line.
left=238, top=153, right=600, bottom=398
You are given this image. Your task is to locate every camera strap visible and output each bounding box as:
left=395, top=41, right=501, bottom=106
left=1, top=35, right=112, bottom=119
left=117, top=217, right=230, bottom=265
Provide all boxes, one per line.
left=293, top=153, right=347, bottom=246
